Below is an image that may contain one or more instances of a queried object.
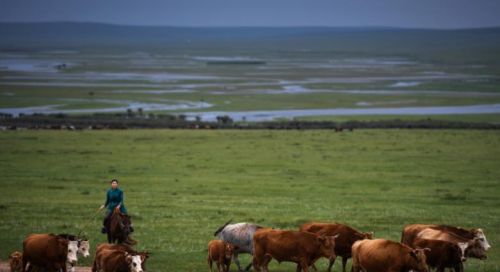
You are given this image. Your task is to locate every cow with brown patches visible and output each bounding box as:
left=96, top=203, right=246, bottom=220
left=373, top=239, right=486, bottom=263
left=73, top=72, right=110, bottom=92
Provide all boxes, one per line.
left=299, top=222, right=373, bottom=272
left=22, top=233, right=78, bottom=272
left=92, top=243, right=149, bottom=272
left=416, top=228, right=487, bottom=260
left=401, top=224, right=491, bottom=253
left=9, top=251, right=23, bottom=272
left=413, top=238, right=467, bottom=272
left=351, top=239, right=430, bottom=272
left=207, top=240, right=236, bottom=272
left=252, top=229, right=337, bottom=272
left=92, top=248, right=147, bottom=272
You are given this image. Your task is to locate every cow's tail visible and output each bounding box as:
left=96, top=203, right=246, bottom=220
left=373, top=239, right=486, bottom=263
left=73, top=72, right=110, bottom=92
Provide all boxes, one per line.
left=213, top=219, right=233, bottom=237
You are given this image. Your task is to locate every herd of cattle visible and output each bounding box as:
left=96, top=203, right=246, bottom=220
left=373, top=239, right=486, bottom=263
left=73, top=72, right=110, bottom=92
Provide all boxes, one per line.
left=7, top=233, right=148, bottom=272
left=6, top=221, right=490, bottom=272
left=209, top=221, right=491, bottom=272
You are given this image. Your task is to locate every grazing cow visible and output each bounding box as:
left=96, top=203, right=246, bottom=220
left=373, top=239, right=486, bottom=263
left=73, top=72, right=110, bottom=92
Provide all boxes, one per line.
left=401, top=224, right=491, bottom=252
left=214, top=220, right=263, bottom=271
left=93, top=249, right=146, bottom=272
left=93, top=243, right=149, bottom=272
left=299, top=222, right=373, bottom=272
left=207, top=240, right=236, bottom=272
left=9, top=251, right=23, bottom=272
left=252, top=229, right=338, bottom=272
left=22, top=233, right=78, bottom=272
left=416, top=228, right=487, bottom=260
left=413, top=238, right=467, bottom=272
left=351, top=239, right=429, bottom=272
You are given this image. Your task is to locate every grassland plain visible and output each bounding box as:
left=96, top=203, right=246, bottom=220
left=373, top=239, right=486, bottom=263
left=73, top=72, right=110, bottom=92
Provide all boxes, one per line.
left=0, top=129, right=499, bottom=271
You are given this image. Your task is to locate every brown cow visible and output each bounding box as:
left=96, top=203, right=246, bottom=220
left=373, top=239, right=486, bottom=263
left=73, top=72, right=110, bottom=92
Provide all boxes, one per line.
left=93, top=243, right=149, bottom=272
left=413, top=238, right=467, bottom=272
left=207, top=240, right=236, bottom=272
left=416, top=228, right=487, bottom=260
left=351, top=239, right=429, bottom=272
left=299, top=222, right=373, bottom=272
left=401, top=224, right=490, bottom=252
left=252, top=229, right=337, bottom=272
left=93, top=248, right=146, bottom=272
left=9, top=251, right=23, bottom=272
left=22, top=233, right=78, bottom=272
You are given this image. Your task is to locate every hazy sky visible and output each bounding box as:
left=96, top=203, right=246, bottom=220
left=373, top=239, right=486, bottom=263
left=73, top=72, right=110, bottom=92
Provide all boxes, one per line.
left=1, top=0, right=500, bottom=29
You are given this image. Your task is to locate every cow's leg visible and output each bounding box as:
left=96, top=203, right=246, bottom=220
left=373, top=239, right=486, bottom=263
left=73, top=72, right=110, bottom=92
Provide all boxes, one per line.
left=207, top=256, right=213, bottom=272
left=299, top=260, right=309, bottom=272
left=261, top=255, right=272, bottom=272
left=244, top=260, right=253, bottom=271
left=233, top=252, right=243, bottom=272
left=21, top=258, right=28, bottom=272
left=327, top=257, right=337, bottom=272
left=252, top=255, right=261, bottom=272
left=341, top=256, right=349, bottom=272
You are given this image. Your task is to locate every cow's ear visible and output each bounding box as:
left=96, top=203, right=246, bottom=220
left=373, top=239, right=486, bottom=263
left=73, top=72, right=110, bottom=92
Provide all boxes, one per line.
left=140, top=254, right=146, bottom=262
left=410, top=250, right=418, bottom=259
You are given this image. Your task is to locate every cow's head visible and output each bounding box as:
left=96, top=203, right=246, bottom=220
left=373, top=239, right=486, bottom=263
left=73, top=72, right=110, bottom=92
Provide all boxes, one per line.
left=465, top=237, right=488, bottom=260
left=224, top=243, right=236, bottom=259
left=78, top=240, right=90, bottom=258
left=9, top=251, right=23, bottom=272
left=67, top=240, right=79, bottom=266
left=318, top=234, right=338, bottom=261
left=472, top=228, right=491, bottom=251
left=362, top=232, right=374, bottom=239
left=125, top=253, right=144, bottom=272
left=409, top=247, right=430, bottom=272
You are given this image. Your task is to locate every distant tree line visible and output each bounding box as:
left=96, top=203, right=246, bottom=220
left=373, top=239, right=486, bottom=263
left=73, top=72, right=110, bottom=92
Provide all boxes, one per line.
left=0, top=112, right=499, bottom=130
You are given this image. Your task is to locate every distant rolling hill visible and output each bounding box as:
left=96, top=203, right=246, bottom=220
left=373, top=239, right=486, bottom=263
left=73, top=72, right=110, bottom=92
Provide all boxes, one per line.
left=1, top=22, right=500, bottom=64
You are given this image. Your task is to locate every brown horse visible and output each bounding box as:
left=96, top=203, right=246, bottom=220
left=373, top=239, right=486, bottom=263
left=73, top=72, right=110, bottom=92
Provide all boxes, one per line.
left=106, top=208, right=135, bottom=245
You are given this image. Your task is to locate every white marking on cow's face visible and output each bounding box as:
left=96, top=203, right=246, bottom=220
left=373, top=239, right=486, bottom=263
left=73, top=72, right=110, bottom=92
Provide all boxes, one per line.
left=78, top=240, right=90, bottom=257
left=129, top=255, right=143, bottom=272
left=67, top=240, right=79, bottom=265
left=475, top=229, right=491, bottom=250
left=458, top=242, right=468, bottom=261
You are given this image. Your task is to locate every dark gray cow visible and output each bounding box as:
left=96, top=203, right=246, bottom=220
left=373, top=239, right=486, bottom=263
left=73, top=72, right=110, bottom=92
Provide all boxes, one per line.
left=214, top=220, right=263, bottom=272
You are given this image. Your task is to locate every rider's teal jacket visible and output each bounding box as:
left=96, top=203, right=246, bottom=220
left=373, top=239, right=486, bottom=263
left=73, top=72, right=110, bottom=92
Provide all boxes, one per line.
left=104, top=188, right=127, bottom=214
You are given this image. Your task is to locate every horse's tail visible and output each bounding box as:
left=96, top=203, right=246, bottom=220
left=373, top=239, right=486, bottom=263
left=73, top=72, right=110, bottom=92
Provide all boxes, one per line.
left=214, top=219, right=233, bottom=237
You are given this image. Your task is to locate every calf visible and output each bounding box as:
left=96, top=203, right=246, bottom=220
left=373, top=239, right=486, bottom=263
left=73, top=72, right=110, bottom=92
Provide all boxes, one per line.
left=252, top=229, right=337, bottom=272
left=299, top=222, right=373, bottom=272
left=351, top=239, right=429, bottom=272
left=413, top=238, right=466, bottom=272
left=93, top=248, right=145, bottom=272
left=207, top=240, right=236, bottom=272
left=9, top=251, right=23, bottom=272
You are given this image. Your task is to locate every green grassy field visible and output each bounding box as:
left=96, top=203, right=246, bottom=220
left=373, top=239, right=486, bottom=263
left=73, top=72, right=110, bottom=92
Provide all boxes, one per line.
left=0, top=129, right=499, bottom=271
